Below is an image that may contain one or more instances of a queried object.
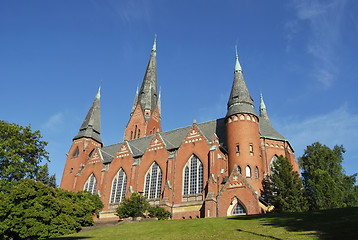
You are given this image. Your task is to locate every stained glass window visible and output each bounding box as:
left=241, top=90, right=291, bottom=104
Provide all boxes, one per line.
left=144, top=162, right=162, bottom=199
left=84, top=173, right=97, bottom=195
left=183, top=155, right=203, bottom=195
left=110, top=168, right=127, bottom=203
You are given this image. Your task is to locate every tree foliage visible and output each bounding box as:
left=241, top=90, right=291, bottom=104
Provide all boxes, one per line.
left=148, top=205, right=172, bottom=220
left=268, top=155, right=308, bottom=212
left=37, top=163, right=57, bottom=188
left=0, top=120, right=49, bottom=188
left=0, top=179, right=103, bottom=239
left=299, top=142, right=358, bottom=210
left=116, top=192, right=150, bottom=219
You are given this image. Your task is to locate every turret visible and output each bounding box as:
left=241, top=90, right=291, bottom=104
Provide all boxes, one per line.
left=124, top=36, right=162, bottom=140
left=60, top=86, right=103, bottom=190
left=225, top=47, right=262, bottom=192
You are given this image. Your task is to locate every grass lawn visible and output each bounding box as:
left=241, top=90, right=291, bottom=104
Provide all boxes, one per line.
left=51, top=207, right=358, bottom=240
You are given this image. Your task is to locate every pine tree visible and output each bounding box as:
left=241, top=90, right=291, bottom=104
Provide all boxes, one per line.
left=269, top=155, right=307, bottom=212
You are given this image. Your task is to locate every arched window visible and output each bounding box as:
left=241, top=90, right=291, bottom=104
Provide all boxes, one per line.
left=246, top=166, right=251, bottom=178
left=255, top=167, right=259, bottom=179
left=88, top=149, right=95, bottom=159
left=134, top=125, right=137, bottom=139
left=144, top=162, right=162, bottom=199
left=183, top=155, right=204, bottom=195
left=72, top=147, right=79, bottom=158
left=84, top=173, right=97, bottom=195
left=238, top=166, right=241, bottom=174
left=110, top=168, right=127, bottom=203
left=130, top=131, right=133, bottom=140
left=232, top=202, right=247, bottom=215
left=270, top=156, right=278, bottom=175
left=138, top=129, right=140, bottom=138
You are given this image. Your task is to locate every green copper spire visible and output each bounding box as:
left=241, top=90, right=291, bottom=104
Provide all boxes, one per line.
left=260, top=92, right=266, bottom=113
left=234, top=45, right=242, bottom=73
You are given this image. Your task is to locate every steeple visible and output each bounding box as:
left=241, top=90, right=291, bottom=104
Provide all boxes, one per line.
left=137, top=35, right=158, bottom=121
left=73, top=86, right=102, bottom=145
left=260, top=92, right=268, bottom=119
left=158, top=88, right=161, bottom=118
left=227, top=47, right=257, bottom=118
left=130, top=86, right=139, bottom=115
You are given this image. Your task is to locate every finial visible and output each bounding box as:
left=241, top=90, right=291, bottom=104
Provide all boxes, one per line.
left=96, top=80, right=102, bottom=99
left=234, top=45, right=242, bottom=73
left=152, top=34, right=157, bottom=53
left=260, top=91, right=266, bottom=111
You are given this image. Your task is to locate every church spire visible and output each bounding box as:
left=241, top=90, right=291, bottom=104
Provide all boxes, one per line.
left=227, top=47, right=257, bottom=118
left=73, top=85, right=102, bottom=145
left=137, top=35, right=158, bottom=121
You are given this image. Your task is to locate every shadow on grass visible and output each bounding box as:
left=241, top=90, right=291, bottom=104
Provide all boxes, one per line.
left=236, top=228, right=282, bottom=239
left=228, top=207, right=358, bottom=239
left=49, top=237, right=93, bottom=240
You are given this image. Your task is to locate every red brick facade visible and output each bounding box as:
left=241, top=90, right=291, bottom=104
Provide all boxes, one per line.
left=60, top=41, right=299, bottom=220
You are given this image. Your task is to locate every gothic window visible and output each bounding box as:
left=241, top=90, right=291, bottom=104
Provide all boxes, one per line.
left=270, top=156, right=278, bottom=175
left=84, top=173, right=97, bottom=195
left=240, top=115, right=245, bottom=120
left=130, top=131, right=133, bottom=140
left=254, top=167, right=259, bottom=178
left=238, top=166, right=241, bottom=174
left=183, top=155, right=204, bottom=195
left=134, top=125, right=137, bottom=139
left=138, top=129, right=140, bottom=138
left=110, top=168, right=127, bottom=203
left=232, top=202, right=246, bottom=215
left=144, top=162, right=162, bottom=199
left=246, top=165, right=251, bottom=178
left=88, top=149, right=95, bottom=159
left=72, top=147, right=79, bottom=158
left=246, top=115, right=251, bottom=121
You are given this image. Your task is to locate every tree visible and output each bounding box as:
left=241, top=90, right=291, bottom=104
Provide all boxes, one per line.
left=268, top=155, right=308, bottom=212
left=116, top=192, right=150, bottom=219
left=299, top=142, right=358, bottom=210
left=0, top=120, right=49, bottom=189
left=0, top=179, right=103, bottom=239
left=148, top=205, right=172, bottom=220
left=37, top=163, right=57, bottom=188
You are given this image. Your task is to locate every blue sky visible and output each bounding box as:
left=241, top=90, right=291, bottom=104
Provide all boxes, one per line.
left=1, top=0, right=358, bottom=184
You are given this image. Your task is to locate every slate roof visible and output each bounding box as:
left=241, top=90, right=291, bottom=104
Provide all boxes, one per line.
left=98, top=115, right=287, bottom=164
left=73, top=88, right=102, bottom=144
left=227, top=56, right=258, bottom=118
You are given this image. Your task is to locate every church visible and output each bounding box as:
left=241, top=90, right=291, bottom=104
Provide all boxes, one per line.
left=60, top=38, right=299, bottom=220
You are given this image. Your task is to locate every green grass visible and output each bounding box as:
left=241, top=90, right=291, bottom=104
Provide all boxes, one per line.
left=51, top=207, right=358, bottom=240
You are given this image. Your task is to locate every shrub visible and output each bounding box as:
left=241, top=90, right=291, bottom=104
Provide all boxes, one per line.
left=116, top=192, right=150, bottom=219
left=148, top=205, right=172, bottom=220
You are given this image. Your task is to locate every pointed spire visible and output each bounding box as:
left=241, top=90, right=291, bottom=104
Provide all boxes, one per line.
left=136, top=36, right=159, bottom=121
left=130, top=86, right=139, bottom=115
left=227, top=47, right=257, bottom=118
left=260, top=92, right=267, bottom=113
left=152, top=34, right=157, bottom=55
left=158, top=87, right=161, bottom=118
left=235, top=45, right=242, bottom=73
left=73, top=86, right=102, bottom=144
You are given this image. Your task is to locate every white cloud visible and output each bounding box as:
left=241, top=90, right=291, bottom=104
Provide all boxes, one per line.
left=287, top=0, right=347, bottom=88
left=107, top=0, right=152, bottom=24
left=42, top=112, right=64, bottom=133
left=274, top=104, right=358, bottom=175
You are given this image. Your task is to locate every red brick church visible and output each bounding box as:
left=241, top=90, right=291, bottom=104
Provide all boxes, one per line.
left=60, top=38, right=299, bottom=220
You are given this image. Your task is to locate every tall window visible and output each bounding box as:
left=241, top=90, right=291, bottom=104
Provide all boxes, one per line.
left=134, top=125, right=137, bottom=139
left=110, top=168, right=127, bottom=203
left=249, top=144, right=254, bottom=156
left=255, top=167, right=259, bottom=179
left=246, top=165, right=251, bottom=178
left=84, top=173, right=97, bottom=195
left=232, top=202, right=246, bottom=215
left=138, top=129, right=140, bottom=138
left=238, top=166, right=241, bottom=174
left=72, top=147, right=79, bottom=158
left=183, top=155, right=204, bottom=195
left=144, top=162, right=162, bottom=199
left=270, top=156, right=278, bottom=175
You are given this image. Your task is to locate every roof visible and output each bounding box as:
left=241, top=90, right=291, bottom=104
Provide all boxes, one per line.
left=99, top=115, right=287, bottom=164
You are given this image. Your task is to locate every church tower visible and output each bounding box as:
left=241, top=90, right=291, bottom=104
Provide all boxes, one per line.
left=60, top=87, right=103, bottom=190
left=124, top=37, right=162, bottom=140
left=225, top=48, right=263, bottom=191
